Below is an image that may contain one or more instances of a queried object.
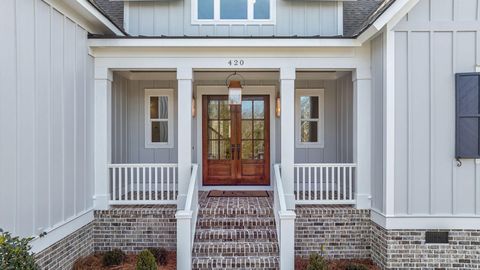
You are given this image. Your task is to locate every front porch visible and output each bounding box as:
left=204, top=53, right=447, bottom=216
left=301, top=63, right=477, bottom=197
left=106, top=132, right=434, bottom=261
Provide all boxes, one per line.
left=93, top=62, right=373, bottom=269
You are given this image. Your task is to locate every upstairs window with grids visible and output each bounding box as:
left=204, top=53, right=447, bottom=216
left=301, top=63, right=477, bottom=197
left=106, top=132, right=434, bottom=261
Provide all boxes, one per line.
left=145, top=89, right=174, bottom=148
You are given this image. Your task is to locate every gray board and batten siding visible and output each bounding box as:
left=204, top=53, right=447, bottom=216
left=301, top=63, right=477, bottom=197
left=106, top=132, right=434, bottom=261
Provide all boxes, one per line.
left=392, top=0, right=480, bottom=217
left=126, top=0, right=342, bottom=37
left=0, top=0, right=95, bottom=237
left=110, top=75, right=353, bottom=166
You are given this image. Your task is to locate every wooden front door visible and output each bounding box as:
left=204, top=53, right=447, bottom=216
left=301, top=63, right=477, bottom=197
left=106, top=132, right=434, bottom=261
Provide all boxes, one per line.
left=202, top=95, right=270, bottom=185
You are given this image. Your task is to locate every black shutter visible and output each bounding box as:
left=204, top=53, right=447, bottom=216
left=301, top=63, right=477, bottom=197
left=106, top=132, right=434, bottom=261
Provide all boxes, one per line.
left=456, top=73, right=480, bottom=158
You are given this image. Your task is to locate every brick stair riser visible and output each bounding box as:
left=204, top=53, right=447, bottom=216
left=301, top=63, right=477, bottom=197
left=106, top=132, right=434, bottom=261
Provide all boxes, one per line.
left=194, top=230, right=277, bottom=242
left=192, top=257, right=279, bottom=270
left=193, top=243, right=279, bottom=257
left=198, top=208, right=273, bottom=218
left=196, top=218, right=276, bottom=230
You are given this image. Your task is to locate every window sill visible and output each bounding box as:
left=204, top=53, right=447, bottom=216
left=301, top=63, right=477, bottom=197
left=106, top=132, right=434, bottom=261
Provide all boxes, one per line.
left=145, top=143, right=174, bottom=149
left=295, top=142, right=325, bottom=149
left=191, top=19, right=276, bottom=25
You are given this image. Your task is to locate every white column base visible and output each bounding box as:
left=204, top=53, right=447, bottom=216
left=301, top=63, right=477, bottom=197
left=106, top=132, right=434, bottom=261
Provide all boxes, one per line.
left=176, top=210, right=193, bottom=270
left=93, top=194, right=110, bottom=210
left=355, top=193, right=371, bottom=209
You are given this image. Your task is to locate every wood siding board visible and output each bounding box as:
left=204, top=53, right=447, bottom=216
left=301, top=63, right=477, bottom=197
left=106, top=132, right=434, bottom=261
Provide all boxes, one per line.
left=0, top=0, right=18, bottom=234
left=75, top=26, right=86, bottom=214
left=16, top=0, right=36, bottom=236
left=35, top=0, right=51, bottom=233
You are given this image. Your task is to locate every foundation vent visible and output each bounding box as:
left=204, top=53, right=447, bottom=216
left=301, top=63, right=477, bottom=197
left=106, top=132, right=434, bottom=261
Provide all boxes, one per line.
left=425, top=231, right=449, bottom=244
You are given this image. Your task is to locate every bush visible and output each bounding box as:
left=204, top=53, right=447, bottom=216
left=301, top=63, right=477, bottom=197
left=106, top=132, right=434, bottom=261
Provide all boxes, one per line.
left=0, top=229, right=38, bottom=270
left=102, top=249, right=126, bottom=267
left=136, top=250, right=157, bottom=270
left=306, top=253, right=328, bottom=270
left=345, top=263, right=368, bottom=270
left=148, top=247, right=168, bottom=266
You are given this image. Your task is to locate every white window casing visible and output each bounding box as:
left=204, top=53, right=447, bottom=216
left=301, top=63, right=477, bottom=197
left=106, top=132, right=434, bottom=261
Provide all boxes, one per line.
left=191, top=0, right=276, bottom=25
left=144, top=89, right=174, bottom=149
left=295, top=89, right=325, bottom=148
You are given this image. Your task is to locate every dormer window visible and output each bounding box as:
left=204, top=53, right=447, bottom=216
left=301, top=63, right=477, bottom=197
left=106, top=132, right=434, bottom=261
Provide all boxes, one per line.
left=193, top=0, right=275, bottom=24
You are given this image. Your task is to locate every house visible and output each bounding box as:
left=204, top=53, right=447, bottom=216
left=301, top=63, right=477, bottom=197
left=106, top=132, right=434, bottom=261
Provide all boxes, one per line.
left=1, top=0, right=480, bottom=269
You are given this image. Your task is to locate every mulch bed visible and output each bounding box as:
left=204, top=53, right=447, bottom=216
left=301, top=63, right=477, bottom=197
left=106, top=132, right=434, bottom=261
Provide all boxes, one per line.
left=73, top=252, right=176, bottom=270
left=295, top=256, right=380, bottom=270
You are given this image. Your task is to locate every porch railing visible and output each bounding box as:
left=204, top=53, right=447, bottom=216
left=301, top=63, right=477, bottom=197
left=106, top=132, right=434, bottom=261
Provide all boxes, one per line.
left=108, top=163, right=178, bottom=205
left=294, top=163, right=356, bottom=204
left=273, top=164, right=296, bottom=270
left=176, top=164, right=199, bottom=270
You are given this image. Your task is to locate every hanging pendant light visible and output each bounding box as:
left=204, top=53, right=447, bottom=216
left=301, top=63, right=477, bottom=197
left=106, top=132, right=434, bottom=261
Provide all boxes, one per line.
left=226, top=72, right=245, bottom=105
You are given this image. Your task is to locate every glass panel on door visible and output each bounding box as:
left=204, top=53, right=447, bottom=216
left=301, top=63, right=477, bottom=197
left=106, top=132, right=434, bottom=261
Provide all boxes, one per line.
left=207, top=99, right=231, bottom=160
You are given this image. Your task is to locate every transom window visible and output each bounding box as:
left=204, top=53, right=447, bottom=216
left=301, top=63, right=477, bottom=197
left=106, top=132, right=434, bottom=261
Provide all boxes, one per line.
left=145, top=89, right=174, bottom=148
left=295, top=89, right=325, bottom=148
left=194, top=0, right=274, bottom=24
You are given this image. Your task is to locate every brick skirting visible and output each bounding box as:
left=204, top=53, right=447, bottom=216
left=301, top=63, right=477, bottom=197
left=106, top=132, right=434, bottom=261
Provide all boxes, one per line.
left=93, top=205, right=177, bottom=253
left=370, top=222, right=480, bottom=269
left=294, top=205, right=371, bottom=259
left=35, top=222, right=94, bottom=270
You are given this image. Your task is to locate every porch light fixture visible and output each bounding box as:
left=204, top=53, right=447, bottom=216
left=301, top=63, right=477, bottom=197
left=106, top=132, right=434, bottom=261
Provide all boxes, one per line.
left=275, top=96, right=281, bottom=117
left=226, top=72, right=245, bottom=105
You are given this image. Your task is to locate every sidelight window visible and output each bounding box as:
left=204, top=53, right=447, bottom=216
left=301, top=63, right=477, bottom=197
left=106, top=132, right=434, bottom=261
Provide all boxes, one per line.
left=145, top=89, right=174, bottom=148
left=295, top=89, right=325, bottom=148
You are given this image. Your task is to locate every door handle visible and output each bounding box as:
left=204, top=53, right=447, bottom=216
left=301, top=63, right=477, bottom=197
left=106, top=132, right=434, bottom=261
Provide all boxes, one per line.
left=237, top=144, right=241, bottom=160
left=231, top=144, right=235, bottom=160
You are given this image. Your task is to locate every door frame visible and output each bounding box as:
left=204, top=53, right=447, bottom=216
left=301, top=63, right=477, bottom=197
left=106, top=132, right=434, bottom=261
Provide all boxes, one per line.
left=196, top=85, right=276, bottom=190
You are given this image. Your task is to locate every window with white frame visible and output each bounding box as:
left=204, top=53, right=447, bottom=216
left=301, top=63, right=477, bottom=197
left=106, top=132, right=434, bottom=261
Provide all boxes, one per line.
left=193, top=0, right=274, bottom=24
left=145, top=89, right=174, bottom=148
left=295, top=89, right=325, bottom=148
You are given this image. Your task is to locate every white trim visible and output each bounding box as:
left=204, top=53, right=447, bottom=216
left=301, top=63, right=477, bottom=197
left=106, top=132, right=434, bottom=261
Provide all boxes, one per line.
left=75, top=0, right=126, bottom=36
left=371, top=209, right=480, bottom=230
left=144, top=89, right=175, bottom=149
left=295, top=89, right=325, bottom=149
left=196, top=85, right=276, bottom=190
left=337, top=1, right=344, bottom=36
left=88, top=38, right=361, bottom=48
left=384, top=29, right=395, bottom=216
left=30, top=209, right=94, bottom=253
left=124, top=1, right=130, bottom=34
left=191, top=0, right=276, bottom=25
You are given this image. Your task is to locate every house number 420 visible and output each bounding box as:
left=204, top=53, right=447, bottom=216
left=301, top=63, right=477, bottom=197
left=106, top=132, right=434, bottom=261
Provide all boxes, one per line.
left=228, top=59, right=245, bottom=66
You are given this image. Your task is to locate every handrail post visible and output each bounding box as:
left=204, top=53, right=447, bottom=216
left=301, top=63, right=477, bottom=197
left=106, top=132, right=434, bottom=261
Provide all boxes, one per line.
left=279, top=210, right=296, bottom=270
left=175, top=210, right=193, bottom=270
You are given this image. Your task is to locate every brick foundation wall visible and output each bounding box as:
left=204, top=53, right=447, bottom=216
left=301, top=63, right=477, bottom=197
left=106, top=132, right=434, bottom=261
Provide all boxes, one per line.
left=35, top=222, right=94, bottom=270
left=370, top=222, right=480, bottom=269
left=295, top=205, right=371, bottom=259
left=93, top=205, right=177, bottom=253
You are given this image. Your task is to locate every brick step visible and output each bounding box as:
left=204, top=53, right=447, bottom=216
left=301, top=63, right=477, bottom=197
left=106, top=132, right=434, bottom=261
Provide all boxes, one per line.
left=192, top=242, right=279, bottom=257
left=192, top=256, right=279, bottom=270
left=194, top=229, right=277, bottom=242
left=196, top=217, right=276, bottom=230
left=198, top=207, right=273, bottom=218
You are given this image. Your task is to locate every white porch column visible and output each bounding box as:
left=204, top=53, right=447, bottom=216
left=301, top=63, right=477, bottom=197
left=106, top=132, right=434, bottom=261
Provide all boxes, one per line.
left=177, top=67, right=193, bottom=209
left=280, top=67, right=296, bottom=210
left=353, top=68, right=372, bottom=209
left=94, top=70, right=113, bottom=210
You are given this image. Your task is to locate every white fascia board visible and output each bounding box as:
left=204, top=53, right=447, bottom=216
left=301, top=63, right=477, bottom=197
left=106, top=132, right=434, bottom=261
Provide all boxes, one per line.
left=357, top=0, right=419, bottom=44
left=371, top=210, right=480, bottom=230
left=76, top=0, right=126, bottom=36
left=88, top=38, right=361, bottom=48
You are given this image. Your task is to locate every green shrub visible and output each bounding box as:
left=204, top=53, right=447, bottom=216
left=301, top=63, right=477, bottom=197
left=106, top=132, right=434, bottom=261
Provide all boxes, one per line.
left=102, top=249, right=126, bottom=267
left=0, top=229, right=38, bottom=270
left=136, top=250, right=157, bottom=270
left=148, top=247, right=168, bottom=266
left=345, top=263, right=368, bottom=270
left=306, top=253, right=328, bottom=270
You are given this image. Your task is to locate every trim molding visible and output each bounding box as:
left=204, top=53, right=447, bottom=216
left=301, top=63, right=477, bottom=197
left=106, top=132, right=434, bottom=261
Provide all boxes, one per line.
left=30, top=209, right=94, bottom=253
left=371, top=209, right=480, bottom=230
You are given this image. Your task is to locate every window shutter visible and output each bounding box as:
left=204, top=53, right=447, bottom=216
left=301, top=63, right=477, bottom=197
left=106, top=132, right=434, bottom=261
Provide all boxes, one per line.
left=456, top=73, right=480, bottom=158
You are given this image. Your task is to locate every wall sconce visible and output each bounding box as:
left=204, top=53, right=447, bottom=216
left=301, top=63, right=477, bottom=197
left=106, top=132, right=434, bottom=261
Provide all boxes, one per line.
left=275, top=96, right=281, bottom=117
left=226, top=72, right=245, bottom=105
left=192, top=97, right=196, bottom=118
